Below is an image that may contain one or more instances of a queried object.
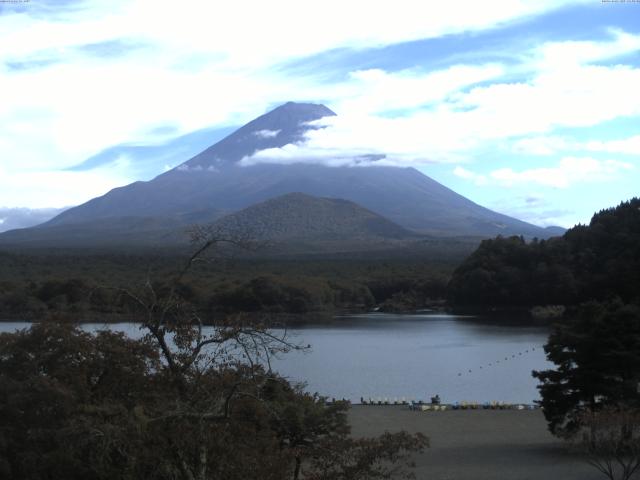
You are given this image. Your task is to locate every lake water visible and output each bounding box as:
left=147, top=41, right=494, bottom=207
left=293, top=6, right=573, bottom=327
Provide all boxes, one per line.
left=0, top=313, right=551, bottom=404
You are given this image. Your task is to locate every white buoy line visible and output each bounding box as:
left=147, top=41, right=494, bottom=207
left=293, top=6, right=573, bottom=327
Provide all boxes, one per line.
left=455, top=344, right=546, bottom=377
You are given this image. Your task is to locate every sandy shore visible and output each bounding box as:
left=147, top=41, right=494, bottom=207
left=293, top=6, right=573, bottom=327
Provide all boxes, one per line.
left=348, top=405, right=601, bottom=480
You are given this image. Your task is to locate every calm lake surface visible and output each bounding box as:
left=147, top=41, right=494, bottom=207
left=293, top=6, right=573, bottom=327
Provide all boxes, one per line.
left=0, top=313, right=551, bottom=404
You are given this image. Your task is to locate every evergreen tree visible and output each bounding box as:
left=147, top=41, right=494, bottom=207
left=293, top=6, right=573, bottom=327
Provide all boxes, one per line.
left=533, top=301, right=640, bottom=436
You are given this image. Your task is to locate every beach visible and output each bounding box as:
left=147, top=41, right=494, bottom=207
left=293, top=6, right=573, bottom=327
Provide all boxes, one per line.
left=348, top=406, right=601, bottom=480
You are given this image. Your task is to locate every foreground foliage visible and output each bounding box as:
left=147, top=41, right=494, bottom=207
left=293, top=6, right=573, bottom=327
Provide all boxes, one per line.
left=0, top=229, right=427, bottom=479
left=0, top=322, right=427, bottom=480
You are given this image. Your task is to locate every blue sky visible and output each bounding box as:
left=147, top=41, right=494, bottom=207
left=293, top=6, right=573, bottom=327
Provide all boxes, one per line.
left=0, top=0, right=639, bottom=228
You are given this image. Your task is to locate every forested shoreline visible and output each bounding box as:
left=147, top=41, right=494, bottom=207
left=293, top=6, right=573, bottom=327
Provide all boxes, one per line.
left=0, top=248, right=458, bottom=322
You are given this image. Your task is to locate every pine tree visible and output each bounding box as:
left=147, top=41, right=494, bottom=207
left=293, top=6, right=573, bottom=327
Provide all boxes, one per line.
left=533, top=301, right=640, bottom=436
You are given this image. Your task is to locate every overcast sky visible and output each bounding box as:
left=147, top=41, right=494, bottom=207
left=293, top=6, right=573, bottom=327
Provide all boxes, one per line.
left=1, top=0, right=639, bottom=228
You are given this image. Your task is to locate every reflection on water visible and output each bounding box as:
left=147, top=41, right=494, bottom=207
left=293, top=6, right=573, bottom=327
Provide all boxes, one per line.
left=0, top=313, right=551, bottom=404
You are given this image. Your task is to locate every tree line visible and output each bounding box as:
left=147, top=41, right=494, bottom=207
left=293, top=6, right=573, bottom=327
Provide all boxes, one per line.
left=0, top=254, right=452, bottom=321
left=448, top=198, right=640, bottom=308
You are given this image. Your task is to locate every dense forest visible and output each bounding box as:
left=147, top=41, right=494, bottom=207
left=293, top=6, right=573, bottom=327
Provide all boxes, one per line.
left=0, top=240, right=472, bottom=321
left=448, top=198, right=640, bottom=308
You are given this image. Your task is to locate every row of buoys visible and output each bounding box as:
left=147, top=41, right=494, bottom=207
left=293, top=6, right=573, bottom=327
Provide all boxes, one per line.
left=456, top=345, right=544, bottom=377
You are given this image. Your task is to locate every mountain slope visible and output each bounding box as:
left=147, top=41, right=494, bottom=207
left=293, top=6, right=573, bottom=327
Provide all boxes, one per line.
left=0, top=101, right=559, bottom=248
left=42, top=161, right=550, bottom=238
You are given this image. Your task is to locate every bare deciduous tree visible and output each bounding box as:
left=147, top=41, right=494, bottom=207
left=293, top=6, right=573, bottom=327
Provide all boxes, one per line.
left=118, top=226, right=303, bottom=480
left=574, top=407, right=640, bottom=480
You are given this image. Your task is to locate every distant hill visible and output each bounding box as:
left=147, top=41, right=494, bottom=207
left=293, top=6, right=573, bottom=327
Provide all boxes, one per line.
left=0, top=215, right=190, bottom=248
left=0, top=207, right=68, bottom=233
left=0, top=101, right=560, bottom=249
left=214, top=192, right=414, bottom=243
left=448, top=198, right=640, bottom=307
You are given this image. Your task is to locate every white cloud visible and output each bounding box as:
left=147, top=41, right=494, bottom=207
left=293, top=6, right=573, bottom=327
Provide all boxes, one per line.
left=487, top=195, right=574, bottom=228
left=0, top=0, right=584, bottom=144
left=422, top=32, right=640, bottom=155
left=512, top=136, right=574, bottom=155
left=489, top=157, right=633, bottom=188
left=533, top=29, right=640, bottom=70
left=510, top=133, right=640, bottom=156
left=0, top=0, right=630, bottom=208
left=240, top=27, right=640, bottom=170
left=0, top=157, right=132, bottom=208
left=584, top=135, right=640, bottom=155
left=240, top=141, right=397, bottom=168
left=2, top=1, right=587, bottom=69
left=253, top=129, right=281, bottom=139
left=0, top=168, right=131, bottom=208
left=454, top=64, right=640, bottom=138
left=241, top=112, right=462, bottom=167
left=337, top=64, right=505, bottom=115
left=240, top=65, right=504, bottom=167
left=453, top=166, right=488, bottom=186
left=176, top=164, right=218, bottom=172
left=243, top=53, right=640, bottom=168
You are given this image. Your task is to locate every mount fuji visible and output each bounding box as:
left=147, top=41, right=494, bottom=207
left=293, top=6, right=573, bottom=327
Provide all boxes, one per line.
left=0, top=102, right=560, bottom=249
